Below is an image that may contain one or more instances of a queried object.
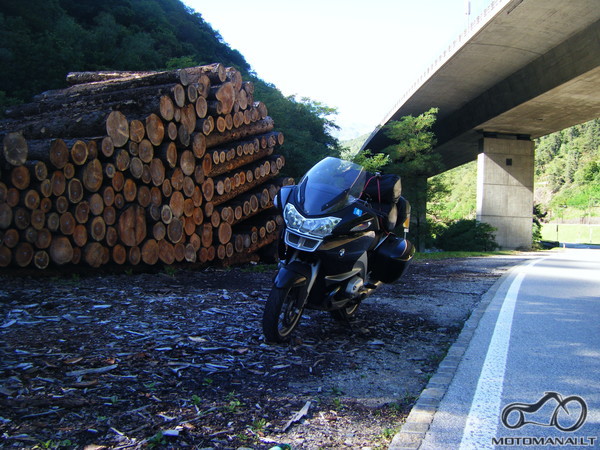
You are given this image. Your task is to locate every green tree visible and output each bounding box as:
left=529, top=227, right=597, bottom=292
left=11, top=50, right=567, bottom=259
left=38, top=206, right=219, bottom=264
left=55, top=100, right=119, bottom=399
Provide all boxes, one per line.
left=352, top=150, right=390, bottom=173
left=252, top=79, right=341, bottom=178
left=360, top=107, right=442, bottom=250
left=535, top=119, right=600, bottom=221
left=428, top=161, right=477, bottom=222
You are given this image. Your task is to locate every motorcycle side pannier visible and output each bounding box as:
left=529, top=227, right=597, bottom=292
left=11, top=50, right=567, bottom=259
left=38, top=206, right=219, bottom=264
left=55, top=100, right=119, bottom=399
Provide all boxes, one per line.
left=371, top=234, right=415, bottom=283
left=362, top=174, right=402, bottom=203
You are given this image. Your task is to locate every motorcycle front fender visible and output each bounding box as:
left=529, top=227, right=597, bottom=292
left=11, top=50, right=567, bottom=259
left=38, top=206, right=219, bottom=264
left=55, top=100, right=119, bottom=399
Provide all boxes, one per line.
left=273, top=259, right=321, bottom=303
left=273, top=260, right=312, bottom=289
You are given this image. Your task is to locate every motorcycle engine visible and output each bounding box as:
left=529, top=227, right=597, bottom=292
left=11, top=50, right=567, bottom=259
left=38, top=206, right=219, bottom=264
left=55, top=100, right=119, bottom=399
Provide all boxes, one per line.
left=345, top=276, right=364, bottom=298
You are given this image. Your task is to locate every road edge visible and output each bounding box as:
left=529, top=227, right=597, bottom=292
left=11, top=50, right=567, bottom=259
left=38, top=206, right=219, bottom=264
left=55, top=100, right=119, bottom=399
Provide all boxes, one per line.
left=388, top=258, right=520, bottom=450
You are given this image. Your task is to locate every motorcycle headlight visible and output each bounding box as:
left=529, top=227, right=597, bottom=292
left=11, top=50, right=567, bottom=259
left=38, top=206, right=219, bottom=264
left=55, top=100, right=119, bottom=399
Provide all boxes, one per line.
left=284, top=203, right=341, bottom=238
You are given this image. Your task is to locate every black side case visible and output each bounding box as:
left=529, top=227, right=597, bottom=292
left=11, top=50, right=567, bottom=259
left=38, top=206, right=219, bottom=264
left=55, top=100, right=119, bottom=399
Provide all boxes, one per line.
left=370, top=235, right=415, bottom=283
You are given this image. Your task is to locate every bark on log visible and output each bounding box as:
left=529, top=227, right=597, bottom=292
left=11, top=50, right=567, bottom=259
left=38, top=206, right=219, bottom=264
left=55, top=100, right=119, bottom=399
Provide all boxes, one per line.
left=65, top=69, right=189, bottom=87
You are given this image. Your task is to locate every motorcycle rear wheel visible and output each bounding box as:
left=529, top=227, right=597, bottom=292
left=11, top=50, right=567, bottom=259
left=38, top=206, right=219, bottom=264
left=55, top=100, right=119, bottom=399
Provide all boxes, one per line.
left=263, top=284, right=305, bottom=343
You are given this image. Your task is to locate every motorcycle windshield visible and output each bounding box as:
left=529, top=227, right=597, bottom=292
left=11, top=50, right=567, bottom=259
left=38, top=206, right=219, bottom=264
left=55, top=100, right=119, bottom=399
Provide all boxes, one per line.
left=296, top=157, right=366, bottom=215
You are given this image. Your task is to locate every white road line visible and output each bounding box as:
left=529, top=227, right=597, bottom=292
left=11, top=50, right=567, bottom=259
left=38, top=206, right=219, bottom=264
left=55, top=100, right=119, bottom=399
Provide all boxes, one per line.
left=459, top=258, right=543, bottom=450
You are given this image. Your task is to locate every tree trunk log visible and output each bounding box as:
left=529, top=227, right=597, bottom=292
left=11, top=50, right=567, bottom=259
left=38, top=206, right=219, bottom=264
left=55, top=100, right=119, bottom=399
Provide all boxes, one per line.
left=84, top=242, right=105, bottom=268
left=2, top=132, right=28, bottom=166
left=118, top=205, right=147, bottom=247
left=205, top=117, right=274, bottom=148
left=49, top=236, right=73, bottom=265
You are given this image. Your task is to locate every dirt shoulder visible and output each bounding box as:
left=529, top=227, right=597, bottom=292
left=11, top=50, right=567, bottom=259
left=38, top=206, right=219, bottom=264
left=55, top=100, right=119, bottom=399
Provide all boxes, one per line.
left=0, top=253, right=537, bottom=449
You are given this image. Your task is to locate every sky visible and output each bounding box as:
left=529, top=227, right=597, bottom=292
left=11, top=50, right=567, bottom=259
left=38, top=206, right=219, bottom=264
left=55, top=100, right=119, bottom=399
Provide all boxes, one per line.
left=181, top=0, right=492, bottom=140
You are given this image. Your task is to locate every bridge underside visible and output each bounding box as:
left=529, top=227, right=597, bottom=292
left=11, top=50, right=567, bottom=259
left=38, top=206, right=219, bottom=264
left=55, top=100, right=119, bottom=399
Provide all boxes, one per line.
left=434, top=21, right=600, bottom=170
left=364, top=0, right=600, bottom=249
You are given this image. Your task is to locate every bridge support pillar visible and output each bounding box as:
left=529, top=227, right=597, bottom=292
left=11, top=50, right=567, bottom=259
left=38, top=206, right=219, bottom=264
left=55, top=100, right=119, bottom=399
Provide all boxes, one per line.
left=476, top=136, right=534, bottom=250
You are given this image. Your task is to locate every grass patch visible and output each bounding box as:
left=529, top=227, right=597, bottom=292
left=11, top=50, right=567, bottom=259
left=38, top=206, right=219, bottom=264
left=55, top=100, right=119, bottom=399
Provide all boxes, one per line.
left=541, top=223, right=600, bottom=244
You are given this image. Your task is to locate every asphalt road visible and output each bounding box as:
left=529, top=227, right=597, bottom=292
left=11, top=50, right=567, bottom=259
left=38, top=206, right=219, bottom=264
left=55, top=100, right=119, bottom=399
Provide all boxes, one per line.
left=411, top=248, right=600, bottom=449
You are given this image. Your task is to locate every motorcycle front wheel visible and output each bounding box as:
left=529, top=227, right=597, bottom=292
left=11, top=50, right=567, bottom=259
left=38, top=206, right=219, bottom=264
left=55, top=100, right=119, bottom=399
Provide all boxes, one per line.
left=263, top=284, right=305, bottom=343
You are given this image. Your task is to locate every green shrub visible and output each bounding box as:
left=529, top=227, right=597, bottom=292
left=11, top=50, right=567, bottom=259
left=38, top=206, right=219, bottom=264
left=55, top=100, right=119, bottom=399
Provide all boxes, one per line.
left=435, top=219, right=499, bottom=251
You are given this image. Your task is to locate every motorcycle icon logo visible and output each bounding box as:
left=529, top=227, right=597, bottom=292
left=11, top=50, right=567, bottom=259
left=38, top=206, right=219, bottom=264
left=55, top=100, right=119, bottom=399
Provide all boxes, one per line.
left=501, top=392, right=587, bottom=432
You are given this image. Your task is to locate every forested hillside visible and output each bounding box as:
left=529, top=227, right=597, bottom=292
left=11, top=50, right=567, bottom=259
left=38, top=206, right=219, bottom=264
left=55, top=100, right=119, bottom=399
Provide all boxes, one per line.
left=534, top=119, right=600, bottom=221
left=429, top=119, right=600, bottom=224
left=0, top=0, right=339, bottom=178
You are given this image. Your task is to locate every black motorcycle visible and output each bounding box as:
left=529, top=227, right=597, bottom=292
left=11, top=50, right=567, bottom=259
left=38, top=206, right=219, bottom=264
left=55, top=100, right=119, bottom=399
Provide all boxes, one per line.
left=262, top=157, right=414, bottom=343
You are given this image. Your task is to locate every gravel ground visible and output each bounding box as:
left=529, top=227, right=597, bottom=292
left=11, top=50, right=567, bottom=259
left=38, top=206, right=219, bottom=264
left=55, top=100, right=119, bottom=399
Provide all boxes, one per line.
left=0, top=253, right=537, bottom=449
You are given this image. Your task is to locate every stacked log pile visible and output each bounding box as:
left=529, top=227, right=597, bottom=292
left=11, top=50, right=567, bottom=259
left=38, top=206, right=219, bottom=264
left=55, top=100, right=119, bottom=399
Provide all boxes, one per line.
left=0, top=64, right=292, bottom=269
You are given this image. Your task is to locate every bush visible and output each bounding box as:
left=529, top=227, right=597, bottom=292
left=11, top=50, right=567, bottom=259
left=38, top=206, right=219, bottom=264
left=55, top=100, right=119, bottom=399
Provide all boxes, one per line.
left=435, top=219, right=499, bottom=251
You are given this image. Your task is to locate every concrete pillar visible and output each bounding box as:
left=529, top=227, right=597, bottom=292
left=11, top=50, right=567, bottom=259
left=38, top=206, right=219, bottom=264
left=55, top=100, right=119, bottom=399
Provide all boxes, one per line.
left=476, top=136, right=534, bottom=250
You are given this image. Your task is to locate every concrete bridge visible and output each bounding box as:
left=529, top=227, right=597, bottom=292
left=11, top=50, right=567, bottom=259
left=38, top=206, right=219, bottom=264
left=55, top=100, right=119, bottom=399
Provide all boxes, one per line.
left=362, top=0, right=600, bottom=249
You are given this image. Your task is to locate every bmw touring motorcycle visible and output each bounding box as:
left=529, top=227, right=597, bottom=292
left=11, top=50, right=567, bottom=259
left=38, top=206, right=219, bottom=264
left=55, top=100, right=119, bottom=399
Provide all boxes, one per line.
left=262, top=157, right=414, bottom=343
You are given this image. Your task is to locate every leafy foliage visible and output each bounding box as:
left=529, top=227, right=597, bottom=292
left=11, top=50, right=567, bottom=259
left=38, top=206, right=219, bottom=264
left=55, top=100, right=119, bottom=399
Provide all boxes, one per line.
left=535, top=119, right=600, bottom=220
left=435, top=219, right=499, bottom=251
left=352, top=150, right=390, bottom=173
left=428, top=161, right=477, bottom=222
left=381, top=107, right=442, bottom=177
left=252, top=79, right=341, bottom=178
left=0, top=0, right=338, bottom=179
left=358, top=108, right=441, bottom=250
